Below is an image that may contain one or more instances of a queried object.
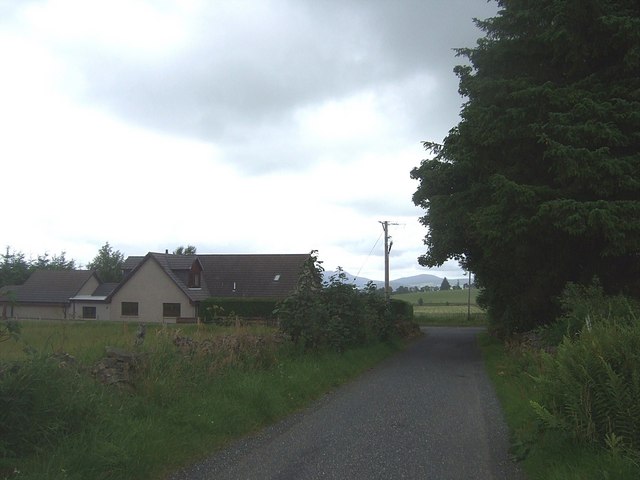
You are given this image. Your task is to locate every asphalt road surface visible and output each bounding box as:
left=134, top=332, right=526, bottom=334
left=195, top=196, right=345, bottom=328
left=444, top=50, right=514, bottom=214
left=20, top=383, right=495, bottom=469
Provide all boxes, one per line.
left=169, top=327, right=525, bottom=480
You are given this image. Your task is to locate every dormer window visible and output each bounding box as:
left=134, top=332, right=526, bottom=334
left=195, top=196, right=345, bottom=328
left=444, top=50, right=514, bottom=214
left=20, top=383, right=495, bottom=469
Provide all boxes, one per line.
left=189, top=271, right=201, bottom=288
left=188, top=261, right=202, bottom=289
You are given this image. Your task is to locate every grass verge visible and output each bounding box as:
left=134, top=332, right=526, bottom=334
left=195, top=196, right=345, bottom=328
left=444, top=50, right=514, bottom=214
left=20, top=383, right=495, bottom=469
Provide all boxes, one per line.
left=478, top=332, right=640, bottom=479
left=1, top=326, right=402, bottom=480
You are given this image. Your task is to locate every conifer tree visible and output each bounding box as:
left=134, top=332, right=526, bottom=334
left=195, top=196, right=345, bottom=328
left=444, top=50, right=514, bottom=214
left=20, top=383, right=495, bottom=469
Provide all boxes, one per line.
left=411, top=0, right=640, bottom=334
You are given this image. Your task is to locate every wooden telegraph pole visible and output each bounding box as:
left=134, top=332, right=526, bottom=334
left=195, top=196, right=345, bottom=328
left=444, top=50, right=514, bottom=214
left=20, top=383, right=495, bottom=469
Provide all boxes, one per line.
left=467, top=270, right=472, bottom=322
left=380, top=220, right=398, bottom=302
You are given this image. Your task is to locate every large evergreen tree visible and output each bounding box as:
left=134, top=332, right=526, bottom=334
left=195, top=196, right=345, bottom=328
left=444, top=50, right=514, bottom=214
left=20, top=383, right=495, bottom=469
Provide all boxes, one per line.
left=411, top=0, right=640, bottom=335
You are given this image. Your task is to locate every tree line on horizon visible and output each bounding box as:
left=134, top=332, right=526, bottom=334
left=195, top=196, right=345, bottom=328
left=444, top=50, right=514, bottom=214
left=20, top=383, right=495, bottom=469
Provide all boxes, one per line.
left=393, top=277, right=471, bottom=294
left=0, top=243, right=198, bottom=288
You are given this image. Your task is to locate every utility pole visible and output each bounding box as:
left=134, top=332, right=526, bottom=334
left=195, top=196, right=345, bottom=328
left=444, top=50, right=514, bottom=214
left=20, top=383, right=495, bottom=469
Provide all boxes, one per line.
left=379, top=220, right=398, bottom=302
left=467, top=270, right=472, bottom=322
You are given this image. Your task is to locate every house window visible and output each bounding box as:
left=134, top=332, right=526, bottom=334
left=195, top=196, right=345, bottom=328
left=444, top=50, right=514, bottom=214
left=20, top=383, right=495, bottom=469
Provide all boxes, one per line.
left=163, top=302, right=181, bottom=317
left=121, top=302, right=139, bottom=316
left=82, top=306, right=97, bottom=319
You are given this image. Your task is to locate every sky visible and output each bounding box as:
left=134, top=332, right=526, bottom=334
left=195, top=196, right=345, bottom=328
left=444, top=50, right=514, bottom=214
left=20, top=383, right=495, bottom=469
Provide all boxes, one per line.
left=1, top=0, right=497, bottom=282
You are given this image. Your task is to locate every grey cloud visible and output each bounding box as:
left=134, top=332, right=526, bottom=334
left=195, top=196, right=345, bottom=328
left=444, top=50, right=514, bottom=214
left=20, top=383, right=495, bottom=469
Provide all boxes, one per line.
left=342, top=195, right=423, bottom=218
left=54, top=1, right=496, bottom=172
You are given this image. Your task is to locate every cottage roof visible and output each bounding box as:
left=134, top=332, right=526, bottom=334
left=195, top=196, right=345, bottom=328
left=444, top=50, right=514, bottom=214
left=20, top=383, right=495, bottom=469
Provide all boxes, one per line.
left=198, top=254, right=308, bottom=299
left=115, top=252, right=308, bottom=302
left=0, top=270, right=96, bottom=304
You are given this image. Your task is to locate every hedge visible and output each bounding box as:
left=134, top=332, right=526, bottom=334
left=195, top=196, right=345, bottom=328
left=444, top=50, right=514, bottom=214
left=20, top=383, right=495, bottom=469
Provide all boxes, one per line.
left=389, top=299, right=413, bottom=321
left=199, top=298, right=280, bottom=322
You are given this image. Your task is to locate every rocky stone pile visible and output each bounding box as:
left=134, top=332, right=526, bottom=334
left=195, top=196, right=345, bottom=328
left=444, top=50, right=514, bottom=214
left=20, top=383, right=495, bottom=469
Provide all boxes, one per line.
left=92, top=346, right=146, bottom=388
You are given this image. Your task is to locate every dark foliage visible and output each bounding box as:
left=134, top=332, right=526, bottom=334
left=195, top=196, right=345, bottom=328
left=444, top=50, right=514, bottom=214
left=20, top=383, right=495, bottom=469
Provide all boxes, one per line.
left=0, top=247, right=76, bottom=288
left=87, top=242, right=124, bottom=283
left=200, top=298, right=279, bottom=323
left=411, top=0, right=640, bottom=335
left=278, top=254, right=401, bottom=351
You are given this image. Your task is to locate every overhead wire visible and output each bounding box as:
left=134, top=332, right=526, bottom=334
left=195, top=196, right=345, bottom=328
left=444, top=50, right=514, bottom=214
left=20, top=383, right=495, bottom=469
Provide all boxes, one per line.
left=353, top=230, right=384, bottom=284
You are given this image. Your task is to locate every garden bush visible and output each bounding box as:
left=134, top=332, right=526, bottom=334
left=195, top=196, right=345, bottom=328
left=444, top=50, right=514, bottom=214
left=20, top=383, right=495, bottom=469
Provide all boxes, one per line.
left=278, top=255, right=398, bottom=351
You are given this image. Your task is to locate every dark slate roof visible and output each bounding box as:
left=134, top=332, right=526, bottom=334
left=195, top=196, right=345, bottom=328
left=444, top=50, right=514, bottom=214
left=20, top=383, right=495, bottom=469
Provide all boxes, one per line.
left=92, top=283, right=119, bottom=297
left=163, top=254, right=200, bottom=270
left=0, top=270, right=96, bottom=304
left=122, top=256, right=144, bottom=271
left=115, top=252, right=309, bottom=302
left=123, top=254, right=197, bottom=272
left=198, top=254, right=308, bottom=299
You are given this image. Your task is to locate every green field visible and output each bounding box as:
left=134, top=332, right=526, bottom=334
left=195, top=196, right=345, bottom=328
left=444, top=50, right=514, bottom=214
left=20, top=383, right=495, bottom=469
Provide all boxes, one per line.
left=392, top=288, right=479, bottom=305
left=414, top=305, right=483, bottom=315
left=393, top=289, right=486, bottom=326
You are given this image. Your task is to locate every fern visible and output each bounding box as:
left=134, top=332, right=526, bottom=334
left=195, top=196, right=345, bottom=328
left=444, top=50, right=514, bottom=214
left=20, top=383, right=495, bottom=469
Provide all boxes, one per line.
left=533, top=320, right=640, bottom=455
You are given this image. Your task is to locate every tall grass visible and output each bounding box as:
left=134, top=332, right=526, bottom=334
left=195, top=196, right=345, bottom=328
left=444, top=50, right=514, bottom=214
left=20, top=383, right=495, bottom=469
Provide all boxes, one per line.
left=0, top=321, right=402, bottom=480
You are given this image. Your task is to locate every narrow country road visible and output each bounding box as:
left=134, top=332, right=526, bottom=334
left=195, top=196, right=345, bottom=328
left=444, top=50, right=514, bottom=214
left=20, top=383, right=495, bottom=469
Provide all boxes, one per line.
left=169, top=327, right=525, bottom=480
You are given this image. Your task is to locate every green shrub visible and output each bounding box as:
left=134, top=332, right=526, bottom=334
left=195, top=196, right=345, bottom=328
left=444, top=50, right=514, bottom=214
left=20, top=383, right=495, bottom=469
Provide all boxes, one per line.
left=389, top=299, right=413, bottom=321
left=278, top=258, right=396, bottom=351
left=532, top=321, right=640, bottom=454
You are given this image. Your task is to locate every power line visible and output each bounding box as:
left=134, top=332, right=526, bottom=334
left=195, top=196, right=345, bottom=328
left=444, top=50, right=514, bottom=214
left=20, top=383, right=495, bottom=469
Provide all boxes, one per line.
left=353, top=230, right=384, bottom=283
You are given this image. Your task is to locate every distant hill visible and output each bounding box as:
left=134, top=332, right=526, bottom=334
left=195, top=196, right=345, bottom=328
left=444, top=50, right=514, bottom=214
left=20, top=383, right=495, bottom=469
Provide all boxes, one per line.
left=322, top=270, right=467, bottom=290
left=322, top=270, right=378, bottom=289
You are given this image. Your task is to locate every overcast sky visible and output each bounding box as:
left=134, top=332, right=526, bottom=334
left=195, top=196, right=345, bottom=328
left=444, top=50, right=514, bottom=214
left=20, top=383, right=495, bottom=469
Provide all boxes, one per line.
left=1, top=0, right=497, bottom=282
